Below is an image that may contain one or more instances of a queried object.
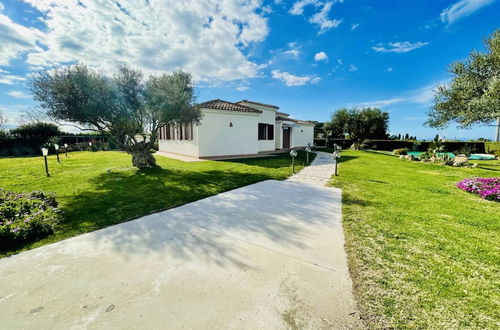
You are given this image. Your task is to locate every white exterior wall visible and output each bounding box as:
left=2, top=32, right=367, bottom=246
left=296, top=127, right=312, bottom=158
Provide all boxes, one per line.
left=197, top=110, right=259, bottom=157
left=158, top=125, right=199, bottom=157
left=291, top=124, right=314, bottom=148
left=275, top=122, right=282, bottom=149
left=239, top=102, right=277, bottom=152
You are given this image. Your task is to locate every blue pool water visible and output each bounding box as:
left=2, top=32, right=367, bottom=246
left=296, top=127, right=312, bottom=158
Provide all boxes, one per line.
left=406, top=151, right=496, bottom=160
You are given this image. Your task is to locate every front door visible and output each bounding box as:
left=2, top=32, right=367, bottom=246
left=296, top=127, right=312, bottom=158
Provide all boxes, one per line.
left=283, top=127, right=290, bottom=149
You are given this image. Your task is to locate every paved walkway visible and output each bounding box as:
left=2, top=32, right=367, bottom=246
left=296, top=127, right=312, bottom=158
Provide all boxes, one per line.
left=0, top=152, right=360, bottom=329
left=287, top=151, right=336, bottom=186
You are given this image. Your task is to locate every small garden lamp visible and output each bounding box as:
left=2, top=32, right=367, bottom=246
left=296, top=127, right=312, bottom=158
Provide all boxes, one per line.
left=332, top=145, right=341, bottom=176
left=54, top=144, right=60, bottom=163
left=305, top=145, right=312, bottom=164
left=64, top=143, right=68, bottom=157
left=290, top=149, right=298, bottom=174
left=41, top=147, right=49, bottom=176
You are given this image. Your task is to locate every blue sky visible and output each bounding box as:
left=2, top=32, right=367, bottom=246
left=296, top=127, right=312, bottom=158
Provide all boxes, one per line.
left=0, top=0, right=499, bottom=140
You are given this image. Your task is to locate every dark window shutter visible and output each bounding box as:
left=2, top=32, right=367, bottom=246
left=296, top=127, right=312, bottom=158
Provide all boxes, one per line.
left=267, top=124, right=274, bottom=140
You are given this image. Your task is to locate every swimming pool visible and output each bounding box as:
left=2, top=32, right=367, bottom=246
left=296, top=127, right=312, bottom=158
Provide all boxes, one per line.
left=406, top=151, right=496, bottom=160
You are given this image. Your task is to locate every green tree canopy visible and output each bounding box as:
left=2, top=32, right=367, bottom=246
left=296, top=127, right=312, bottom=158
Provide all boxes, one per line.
left=325, top=107, right=389, bottom=142
left=427, top=29, right=500, bottom=141
left=10, top=122, right=63, bottom=141
left=29, top=64, right=201, bottom=168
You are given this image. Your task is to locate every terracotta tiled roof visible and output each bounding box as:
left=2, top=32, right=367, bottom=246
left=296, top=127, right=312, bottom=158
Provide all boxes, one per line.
left=237, top=99, right=280, bottom=109
left=199, top=99, right=262, bottom=113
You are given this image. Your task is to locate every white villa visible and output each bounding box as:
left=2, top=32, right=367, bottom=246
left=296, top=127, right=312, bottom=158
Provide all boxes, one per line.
left=158, top=99, right=315, bottom=159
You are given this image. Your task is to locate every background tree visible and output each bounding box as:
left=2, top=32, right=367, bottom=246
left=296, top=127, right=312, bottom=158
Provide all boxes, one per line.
left=325, top=107, right=389, bottom=144
left=29, top=64, right=201, bottom=168
left=10, top=122, right=62, bottom=141
left=427, top=29, right=500, bottom=142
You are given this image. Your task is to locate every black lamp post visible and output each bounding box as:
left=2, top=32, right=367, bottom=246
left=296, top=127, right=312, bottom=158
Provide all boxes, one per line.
left=41, top=147, right=50, bottom=177
left=54, top=144, right=60, bottom=163
left=290, top=149, right=297, bottom=173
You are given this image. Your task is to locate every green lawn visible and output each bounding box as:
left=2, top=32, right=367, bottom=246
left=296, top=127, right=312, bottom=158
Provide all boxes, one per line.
left=0, top=150, right=312, bottom=257
left=330, top=150, right=500, bottom=329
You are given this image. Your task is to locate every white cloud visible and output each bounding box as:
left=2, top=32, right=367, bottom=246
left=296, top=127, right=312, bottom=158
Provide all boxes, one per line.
left=337, top=59, right=343, bottom=65
left=8, top=0, right=271, bottom=81
left=352, top=98, right=406, bottom=108
left=236, top=85, right=250, bottom=91
left=271, top=70, right=320, bottom=86
left=289, top=0, right=321, bottom=15
left=350, top=80, right=449, bottom=108
left=314, top=51, right=328, bottom=61
left=283, top=49, right=300, bottom=57
left=7, top=91, right=31, bottom=99
left=387, top=67, right=393, bottom=72
left=309, top=2, right=342, bottom=34
left=289, top=0, right=343, bottom=33
left=351, top=23, right=359, bottom=30
left=0, top=2, right=4, bottom=11
left=440, top=0, right=495, bottom=25
left=348, top=64, right=358, bottom=71
left=0, top=13, right=44, bottom=66
left=0, top=70, right=26, bottom=85
left=372, top=41, right=429, bottom=53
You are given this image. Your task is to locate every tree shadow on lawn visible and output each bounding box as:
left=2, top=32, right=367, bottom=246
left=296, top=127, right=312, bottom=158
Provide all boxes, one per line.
left=59, top=168, right=340, bottom=268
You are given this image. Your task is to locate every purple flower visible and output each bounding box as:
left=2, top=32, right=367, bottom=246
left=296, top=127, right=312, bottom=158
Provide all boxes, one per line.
left=12, top=227, right=20, bottom=233
left=456, top=177, right=500, bottom=202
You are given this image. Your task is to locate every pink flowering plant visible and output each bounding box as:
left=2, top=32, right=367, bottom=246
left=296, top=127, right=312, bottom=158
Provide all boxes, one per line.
left=0, top=189, right=61, bottom=250
left=456, top=177, right=500, bottom=202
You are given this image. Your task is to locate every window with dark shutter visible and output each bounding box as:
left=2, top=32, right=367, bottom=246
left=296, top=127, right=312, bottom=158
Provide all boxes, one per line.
left=258, top=123, right=267, bottom=140
left=267, top=124, right=274, bottom=140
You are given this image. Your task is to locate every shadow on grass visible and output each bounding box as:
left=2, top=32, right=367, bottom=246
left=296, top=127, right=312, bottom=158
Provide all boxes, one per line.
left=338, top=155, right=359, bottom=163
left=62, top=170, right=340, bottom=268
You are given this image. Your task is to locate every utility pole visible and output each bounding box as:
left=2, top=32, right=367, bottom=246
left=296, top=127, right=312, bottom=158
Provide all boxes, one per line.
left=495, top=117, right=500, bottom=142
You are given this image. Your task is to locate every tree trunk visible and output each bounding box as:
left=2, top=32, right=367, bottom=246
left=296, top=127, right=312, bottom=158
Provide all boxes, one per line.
left=130, top=150, right=157, bottom=168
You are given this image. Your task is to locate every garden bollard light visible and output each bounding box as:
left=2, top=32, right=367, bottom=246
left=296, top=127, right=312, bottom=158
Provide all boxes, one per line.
left=305, top=145, right=312, bottom=164
left=41, top=147, right=50, bottom=177
left=54, top=144, right=60, bottom=163
left=290, top=149, right=298, bottom=174
left=64, top=143, right=68, bottom=157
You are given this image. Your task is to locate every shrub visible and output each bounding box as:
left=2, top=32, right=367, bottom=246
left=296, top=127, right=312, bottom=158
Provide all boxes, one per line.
left=393, top=148, right=408, bottom=155
left=456, top=178, right=500, bottom=202
left=485, top=142, right=500, bottom=155
left=0, top=189, right=61, bottom=250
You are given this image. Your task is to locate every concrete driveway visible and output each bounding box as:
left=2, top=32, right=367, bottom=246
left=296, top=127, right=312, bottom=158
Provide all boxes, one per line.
left=0, top=179, right=360, bottom=329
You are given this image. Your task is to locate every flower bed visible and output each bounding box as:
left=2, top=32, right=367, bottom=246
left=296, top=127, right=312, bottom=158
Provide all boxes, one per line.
left=0, top=189, right=61, bottom=250
left=456, top=177, right=500, bottom=202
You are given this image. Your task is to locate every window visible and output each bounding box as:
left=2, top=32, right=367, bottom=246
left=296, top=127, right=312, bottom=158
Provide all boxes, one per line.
left=159, top=123, right=193, bottom=141
left=258, top=123, right=274, bottom=140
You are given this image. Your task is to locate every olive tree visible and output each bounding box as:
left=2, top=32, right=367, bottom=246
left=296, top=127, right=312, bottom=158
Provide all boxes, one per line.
left=29, top=64, right=201, bottom=167
left=325, top=107, right=389, bottom=142
left=427, top=29, right=500, bottom=142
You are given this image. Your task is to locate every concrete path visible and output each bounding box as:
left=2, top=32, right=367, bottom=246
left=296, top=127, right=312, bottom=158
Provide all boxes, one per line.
left=0, top=153, right=360, bottom=329
left=287, top=151, right=336, bottom=186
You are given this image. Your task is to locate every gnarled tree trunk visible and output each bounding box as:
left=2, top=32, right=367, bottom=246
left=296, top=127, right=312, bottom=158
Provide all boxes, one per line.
left=130, top=149, right=157, bottom=168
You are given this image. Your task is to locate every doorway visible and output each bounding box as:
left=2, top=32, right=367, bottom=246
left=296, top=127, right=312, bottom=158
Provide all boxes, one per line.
left=283, top=127, right=291, bottom=149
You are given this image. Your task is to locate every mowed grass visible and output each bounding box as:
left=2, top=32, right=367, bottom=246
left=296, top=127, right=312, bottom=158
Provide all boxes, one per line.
left=0, top=150, right=312, bottom=257
left=330, top=150, right=500, bottom=329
